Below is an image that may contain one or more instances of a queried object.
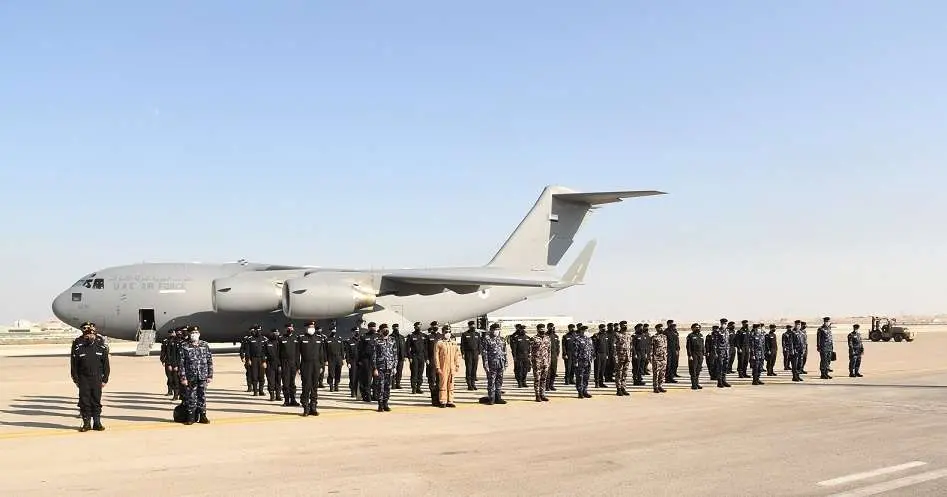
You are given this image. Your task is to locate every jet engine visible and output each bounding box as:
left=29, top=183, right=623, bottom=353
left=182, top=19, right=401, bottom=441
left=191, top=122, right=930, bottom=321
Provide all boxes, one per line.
left=212, top=276, right=282, bottom=313
left=282, top=272, right=376, bottom=319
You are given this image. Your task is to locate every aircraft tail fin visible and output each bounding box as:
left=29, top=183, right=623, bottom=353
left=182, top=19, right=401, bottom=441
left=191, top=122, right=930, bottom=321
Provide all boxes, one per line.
left=486, top=186, right=664, bottom=271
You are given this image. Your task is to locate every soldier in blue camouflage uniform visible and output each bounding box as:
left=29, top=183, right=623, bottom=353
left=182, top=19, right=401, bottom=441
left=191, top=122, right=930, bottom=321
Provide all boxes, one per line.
left=613, top=321, right=633, bottom=396
left=817, top=317, right=834, bottom=379
left=748, top=323, right=767, bottom=385
left=847, top=324, right=864, bottom=377
left=787, top=323, right=804, bottom=382
left=480, top=323, right=508, bottom=405
left=530, top=324, right=552, bottom=402
left=178, top=326, right=214, bottom=425
left=570, top=324, right=595, bottom=398
left=714, top=321, right=732, bottom=388
left=371, top=322, right=398, bottom=412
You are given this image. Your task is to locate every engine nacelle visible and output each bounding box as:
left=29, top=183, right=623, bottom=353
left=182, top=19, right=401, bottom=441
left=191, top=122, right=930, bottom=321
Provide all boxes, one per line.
left=212, top=276, right=282, bottom=313
left=282, top=273, right=376, bottom=319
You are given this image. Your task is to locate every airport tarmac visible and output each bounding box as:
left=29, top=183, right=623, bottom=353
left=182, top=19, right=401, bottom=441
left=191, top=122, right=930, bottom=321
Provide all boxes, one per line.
left=1, top=333, right=945, bottom=496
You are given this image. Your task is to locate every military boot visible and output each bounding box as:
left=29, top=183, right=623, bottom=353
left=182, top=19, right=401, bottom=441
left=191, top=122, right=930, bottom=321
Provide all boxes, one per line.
left=383, top=402, right=391, bottom=412
left=494, top=393, right=507, bottom=405
left=310, top=404, right=319, bottom=416
left=268, top=391, right=275, bottom=401
left=79, top=417, right=91, bottom=432
left=184, top=412, right=195, bottom=425
left=92, top=416, right=105, bottom=431
left=198, top=411, right=209, bottom=424
left=275, top=391, right=283, bottom=401
left=540, top=394, right=549, bottom=402
left=290, top=394, right=300, bottom=407
left=302, top=406, right=310, bottom=417
left=166, top=386, right=173, bottom=396
left=172, top=392, right=179, bottom=401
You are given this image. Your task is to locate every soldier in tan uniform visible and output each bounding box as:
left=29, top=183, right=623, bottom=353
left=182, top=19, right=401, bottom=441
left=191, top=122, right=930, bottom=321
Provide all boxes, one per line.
left=651, top=323, right=669, bottom=394
left=433, top=325, right=461, bottom=408
left=530, top=323, right=552, bottom=402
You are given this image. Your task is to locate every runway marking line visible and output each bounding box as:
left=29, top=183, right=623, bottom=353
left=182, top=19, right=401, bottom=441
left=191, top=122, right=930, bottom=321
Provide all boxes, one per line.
left=817, top=461, right=927, bottom=486
left=826, top=468, right=947, bottom=497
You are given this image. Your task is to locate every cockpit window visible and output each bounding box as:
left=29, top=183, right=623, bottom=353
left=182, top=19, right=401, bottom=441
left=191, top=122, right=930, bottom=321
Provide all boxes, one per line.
left=92, top=279, right=104, bottom=289
left=72, top=273, right=97, bottom=287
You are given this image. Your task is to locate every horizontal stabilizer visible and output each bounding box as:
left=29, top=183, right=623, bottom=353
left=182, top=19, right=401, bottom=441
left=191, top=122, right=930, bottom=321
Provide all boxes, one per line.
left=553, top=190, right=666, bottom=206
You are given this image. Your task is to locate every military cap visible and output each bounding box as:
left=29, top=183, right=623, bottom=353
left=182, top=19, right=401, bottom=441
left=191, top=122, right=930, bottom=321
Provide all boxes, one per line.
left=379, top=323, right=388, bottom=329
left=823, top=317, right=831, bottom=321
left=655, top=323, right=664, bottom=329
left=720, top=318, right=728, bottom=323
left=598, top=324, right=606, bottom=329
left=441, top=324, right=451, bottom=331
left=392, top=323, right=399, bottom=328
left=634, top=323, right=642, bottom=331
left=619, top=320, right=627, bottom=325
left=413, top=321, right=421, bottom=326
left=712, top=325, right=719, bottom=330
left=769, top=324, right=777, bottom=329
left=741, top=320, right=748, bottom=324
left=467, top=320, right=475, bottom=326
left=578, top=324, right=589, bottom=331
left=490, top=323, right=500, bottom=330
left=305, top=321, right=316, bottom=326
left=536, top=323, right=545, bottom=329
left=367, top=321, right=377, bottom=327
left=785, top=324, right=793, bottom=329
left=691, top=323, right=700, bottom=330
left=285, top=322, right=294, bottom=328
left=853, top=324, right=860, bottom=329
left=667, top=319, right=674, bottom=325
left=188, top=325, right=200, bottom=332
left=794, top=320, right=801, bottom=324
left=430, top=321, right=438, bottom=327
left=567, top=323, right=576, bottom=329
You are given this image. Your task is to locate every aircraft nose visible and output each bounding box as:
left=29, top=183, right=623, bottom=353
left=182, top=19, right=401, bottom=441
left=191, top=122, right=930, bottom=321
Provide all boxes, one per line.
left=52, top=291, right=70, bottom=322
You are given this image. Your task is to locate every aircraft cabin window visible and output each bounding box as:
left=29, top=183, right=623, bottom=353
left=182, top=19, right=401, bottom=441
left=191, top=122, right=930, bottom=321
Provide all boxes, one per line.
left=71, top=293, right=82, bottom=302
left=92, top=279, right=104, bottom=289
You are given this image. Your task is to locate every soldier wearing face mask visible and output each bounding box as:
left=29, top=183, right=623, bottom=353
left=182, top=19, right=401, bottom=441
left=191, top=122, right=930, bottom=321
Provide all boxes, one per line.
left=570, top=324, right=595, bottom=398
left=406, top=322, right=427, bottom=394
left=264, top=328, right=282, bottom=401
left=178, top=326, right=213, bottom=425
left=433, top=325, right=461, bottom=408
left=357, top=322, right=379, bottom=402
left=297, top=322, right=326, bottom=416
left=479, top=323, right=508, bottom=405
left=372, top=323, right=398, bottom=412
left=562, top=324, right=577, bottom=385
left=278, top=323, right=300, bottom=407
left=546, top=323, right=559, bottom=391
left=324, top=322, right=344, bottom=392
left=530, top=323, right=551, bottom=402
left=391, top=323, right=407, bottom=389
left=71, top=322, right=110, bottom=432
left=460, top=321, right=482, bottom=391
left=344, top=326, right=360, bottom=398
left=245, top=325, right=267, bottom=396
left=425, top=321, right=441, bottom=406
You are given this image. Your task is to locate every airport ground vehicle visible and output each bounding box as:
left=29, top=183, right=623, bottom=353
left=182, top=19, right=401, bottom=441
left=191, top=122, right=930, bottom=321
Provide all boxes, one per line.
left=869, top=316, right=914, bottom=342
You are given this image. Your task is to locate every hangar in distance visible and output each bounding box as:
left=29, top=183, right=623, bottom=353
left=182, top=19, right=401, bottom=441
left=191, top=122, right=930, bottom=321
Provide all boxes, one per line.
left=51, top=185, right=665, bottom=343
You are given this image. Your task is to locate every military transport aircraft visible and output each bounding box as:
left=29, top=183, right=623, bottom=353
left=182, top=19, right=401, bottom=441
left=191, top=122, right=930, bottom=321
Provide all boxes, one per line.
left=52, top=185, right=664, bottom=343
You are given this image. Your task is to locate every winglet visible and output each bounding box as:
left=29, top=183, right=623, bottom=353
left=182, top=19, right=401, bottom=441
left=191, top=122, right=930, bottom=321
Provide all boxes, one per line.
left=555, top=239, right=596, bottom=288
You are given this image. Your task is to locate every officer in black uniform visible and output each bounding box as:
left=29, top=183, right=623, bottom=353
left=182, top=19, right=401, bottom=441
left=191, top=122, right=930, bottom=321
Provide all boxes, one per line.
left=460, top=321, right=482, bottom=390
left=592, top=324, right=609, bottom=388
left=666, top=320, right=681, bottom=382
left=71, top=322, right=110, bottom=432
left=736, top=320, right=750, bottom=378
left=406, top=322, right=427, bottom=394
left=278, top=323, right=300, bottom=407
left=765, top=324, right=779, bottom=376
left=297, top=322, right=326, bottom=416
left=245, top=325, right=267, bottom=396
left=357, top=322, right=379, bottom=402
left=324, top=323, right=345, bottom=392
left=264, top=328, right=282, bottom=401
left=159, top=329, right=176, bottom=395
left=631, top=324, right=647, bottom=386
left=705, top=326, right=718, bottom=381
left=562, top=324, right=576, bottom=385
left=546, top=322, right=559, bottom=391
left=391, top=323, right=407, bottom=389
left=726, top=320, right=737, bottom=374
left=604, top=323, right=616, bottom=382
left=425, top=321, right=441, bottom=405
left=685, top=323, right=704, bottom=390
left=509, top=324, right=532, bottom=388
left=344, top=326, right=360, bottom=398
left=239, top=329, right=253, bottom=392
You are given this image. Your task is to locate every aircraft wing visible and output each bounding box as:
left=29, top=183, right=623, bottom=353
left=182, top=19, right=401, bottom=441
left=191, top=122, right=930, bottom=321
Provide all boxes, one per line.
left=382, top=268, right=559, bottom=288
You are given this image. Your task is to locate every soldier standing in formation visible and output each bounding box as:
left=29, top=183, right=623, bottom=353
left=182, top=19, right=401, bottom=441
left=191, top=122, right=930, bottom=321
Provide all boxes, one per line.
left=725, top=320, right=737, bottom=374
left=480, top=323, right=507, bottom=405
left=571, top=324, right=594, bottom=398
left=847, top=324, right=865, bottom=377
left=239, top=330, right=252, bottom=392
left=460, top=321, right=482, bottom=390
left=788, top=323, right=804, bottom=382
left=297, top=321, right=326, bottom=416
left=159, top=329, right=176, bottom=396
left=433, top=325, right=461, bottom=408
left=160, top=328, right=182, bottom=400
left=372, top=322, right=398, bottom=412
left=613, top=320, right=632, bottom=396
left=748, top=323, right=766, bottom=385
left=279, top=324, right=300, bottom=407
left=530, top=323, right=552, bottom=402
left=357, top=323, right=379, bottom=402
left=685, top=323, right=704, bottom=390
left=632, top=324, right=648, bottom=386
left=264, top=328, right=282, bottom=401
left=781, top=325, right=793, bottom=370
left=325, top=324, right=344, bottom=392
left=344, top=326, right=360, bottom=398
left=562, top=324, right=576, bottom=385
left=179, top=325, right=213, bottom=425
left=592, top=324, right=609, bottom=388
left=406, top=322, right=427, bottom=394
left=509, top=324, right=531, bottom=388
left=736, top=320, right=750, bottom=378
left=391, top=323, right=406, bottom=389
left=705, top=326, right=717, bottom=382
left=546, top=323, right=559, bottom=391
left=665, top=320, right=680, bottom=383
left=604, top=323, right=617, bottom=382
left=715, top=322, right=732, bottom=388
left=71, top=322, right=110, bottom=432
left=244, top=325, right=267, bottom=396
left=425, top=322, right=441, bottom=406
left=817, top=317, right=834, bottom=379
left=765, top=324, right=778, bottom=376
left=799, top=321, right=810, bottom=374
left=650, top=323, right=669, bottom=393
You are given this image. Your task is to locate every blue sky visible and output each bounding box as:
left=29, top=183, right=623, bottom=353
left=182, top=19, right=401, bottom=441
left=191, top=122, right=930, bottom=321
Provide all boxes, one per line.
left=1, top=1, right=945, bottom=324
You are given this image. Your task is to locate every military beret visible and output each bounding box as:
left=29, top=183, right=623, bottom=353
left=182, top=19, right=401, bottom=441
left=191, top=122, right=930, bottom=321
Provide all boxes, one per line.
left=547, top=322, right=555, bottom=327
left=655, top=323, right=664, bottom=329
left=786, top=325, right=793, bottom=329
